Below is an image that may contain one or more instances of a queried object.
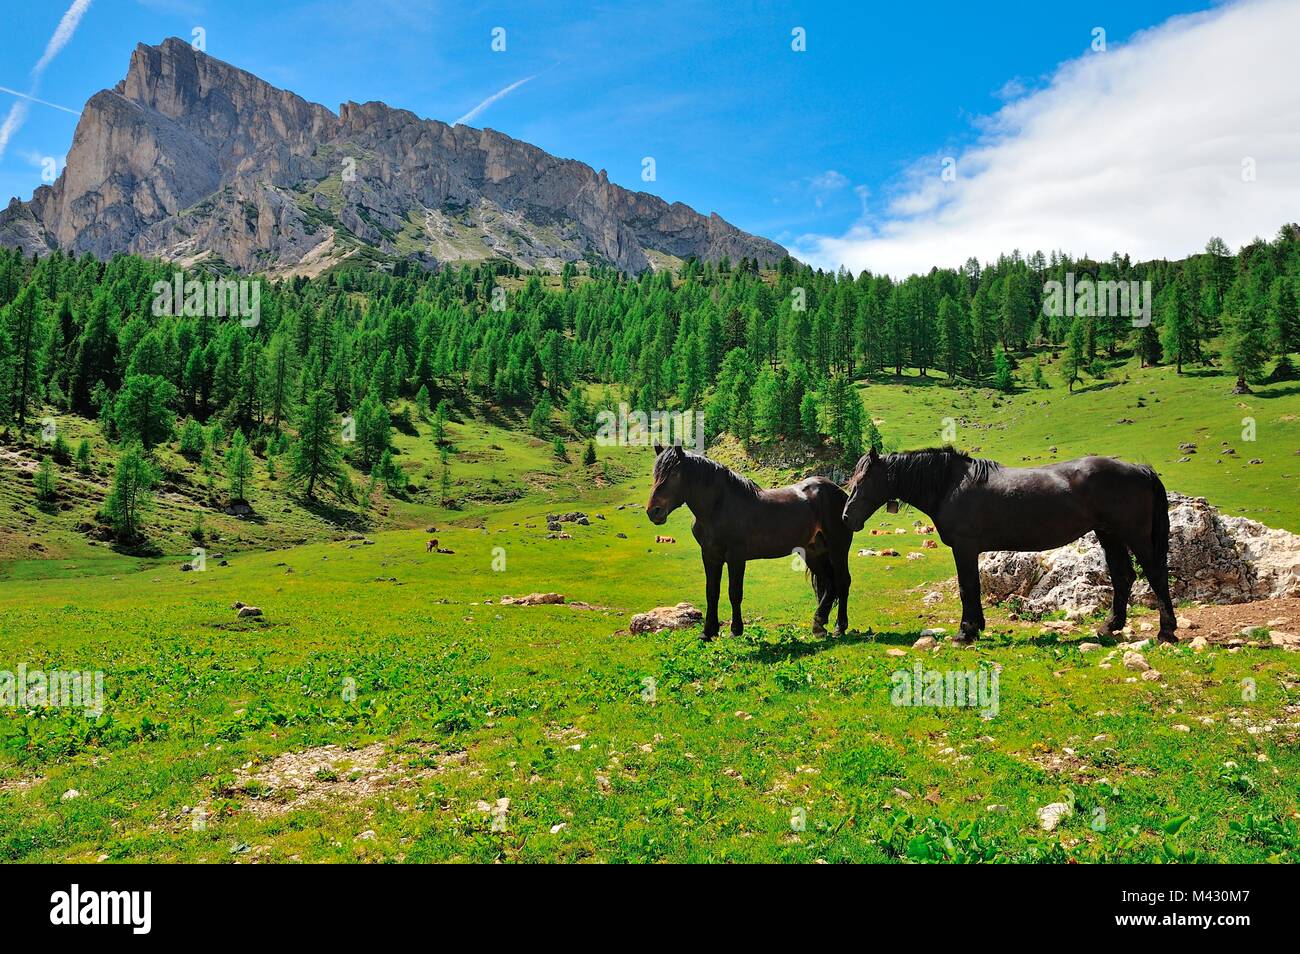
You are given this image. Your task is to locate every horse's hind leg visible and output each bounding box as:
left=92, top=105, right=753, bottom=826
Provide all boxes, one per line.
left=1127, top=539, right=1178, bottom=643
left=833, top=548, right=851, bottom=637
left=1095, top=531, right=1135, bottom=639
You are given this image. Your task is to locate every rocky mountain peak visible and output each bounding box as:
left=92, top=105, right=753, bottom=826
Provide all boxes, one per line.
left=1, top=39, right=785, bottom=275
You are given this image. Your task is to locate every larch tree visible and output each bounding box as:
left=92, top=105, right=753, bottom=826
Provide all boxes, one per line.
left=1061, top=318, right=1086, bottom=392
left=104, top=444, right=158, bottom=541
left=291, top=389, right=344, bottom=499
left=1268, top=277, right=1298, bottom=378
left=225, top=429, right=255, bottom=502
left=1159, top=277, right=1195, bottom=374
left=112, top=374, right=177, bottom=450
left=2, top=283, right=45, bottom=428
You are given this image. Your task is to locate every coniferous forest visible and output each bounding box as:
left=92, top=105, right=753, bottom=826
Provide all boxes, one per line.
left=1, top=226, right=1297, bottom=512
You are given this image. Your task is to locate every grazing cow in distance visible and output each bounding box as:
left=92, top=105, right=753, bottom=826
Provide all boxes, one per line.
left=426, top=539, right=438, bottom=553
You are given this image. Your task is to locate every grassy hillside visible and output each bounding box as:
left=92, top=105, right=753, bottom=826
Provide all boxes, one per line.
left=851, top=356, right=1300, bottom=529
left=0, top=402, right=634, bottom=580
left=1, top=352, right=1298, bottom=862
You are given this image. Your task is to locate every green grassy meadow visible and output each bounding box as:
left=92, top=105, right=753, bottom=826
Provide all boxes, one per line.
left=1, top=356, right=1298, bottom=863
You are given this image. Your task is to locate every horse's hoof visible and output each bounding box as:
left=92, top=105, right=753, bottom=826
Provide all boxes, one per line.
left=833, top=626, right=847, bottom=638
left=812, top=619, right=828, bottom=636
left=1157, top=631, right=1179, bottom=645
left=1096, top=620, right=1123, bottom=637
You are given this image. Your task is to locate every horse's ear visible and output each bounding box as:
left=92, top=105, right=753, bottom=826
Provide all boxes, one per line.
left=653, top=443, right=665, bottom=456
left=868, top=446, right=879, bottom=462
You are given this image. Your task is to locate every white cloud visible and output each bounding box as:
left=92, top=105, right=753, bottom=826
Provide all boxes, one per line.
left=808, top=170, right=849, bottom=191
left=796, top=0, right=1300, bottom=277
left=799, top=170, right=852, bottom=209
left=994, top=77, right=1029, bottom=101
left=853, top=184, right=870, bottom=216
left=0, top=0, right=93, bottom=159
left=18, top=149, right=62, bottom=166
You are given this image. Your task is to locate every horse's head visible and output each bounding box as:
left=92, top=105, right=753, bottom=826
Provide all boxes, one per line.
left=646, top=444, right=687, bottom=525
left=842, top=447, right=890, bottom=531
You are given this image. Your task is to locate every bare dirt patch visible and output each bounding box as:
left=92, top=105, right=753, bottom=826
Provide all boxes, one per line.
left=1023, top=748, right=1094, bottom=779
left=0, top=775, right=46, bottom=795
left=544, top=724, right=588, bottom=744
left=0, top=448, right=38, bottom=474
left=217, top=741, right=466, bottom=817
left=1177, top=597, right=1300, bottom=644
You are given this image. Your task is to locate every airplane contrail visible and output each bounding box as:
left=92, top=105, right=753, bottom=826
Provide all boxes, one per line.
left=0, top=86, right=80, bottom=116
left=34, top=0, right=95, bottom=76
left=0, top=0, right=93, bottom=158
left=453, top=74, right=540, bottom=127
left=452, top=63, right=560, bottom=127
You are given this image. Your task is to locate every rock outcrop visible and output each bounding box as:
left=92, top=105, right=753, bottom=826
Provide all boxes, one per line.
left=500, top=593, right=566, bottom=606
left=978, top=493, right=1300, bottom=616
left=629, top=603, right=703, bottom=634
left=0, top=39, right=786, bottom=275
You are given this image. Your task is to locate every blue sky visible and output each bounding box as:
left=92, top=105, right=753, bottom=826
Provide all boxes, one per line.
left=3, top=1, right=1294, bottom=275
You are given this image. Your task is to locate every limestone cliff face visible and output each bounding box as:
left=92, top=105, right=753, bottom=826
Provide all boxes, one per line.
left=0, top=39, right=786, bottom=274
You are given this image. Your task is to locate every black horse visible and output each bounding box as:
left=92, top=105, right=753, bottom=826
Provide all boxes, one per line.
left=646, top=444, right=853, bottom=639
left=842, top=447, right=1176, bottom=644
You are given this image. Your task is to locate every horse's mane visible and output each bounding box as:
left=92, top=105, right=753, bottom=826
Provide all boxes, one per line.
left=657, top=448, right=762, bottom=496
left=886, top=447, right=1000, bottom=501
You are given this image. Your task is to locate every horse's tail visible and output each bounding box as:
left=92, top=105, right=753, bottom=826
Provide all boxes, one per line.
left=804, top=479, right=848, bottom=601
left=806, top=562, right=824, bottom=602
left=1147, top=467, right=1170, bottom=577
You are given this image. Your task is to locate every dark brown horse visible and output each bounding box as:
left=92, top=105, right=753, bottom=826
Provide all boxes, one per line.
left=646, top=444, right=853, bottom=639
left=842, top=447, right=1176, bottom=644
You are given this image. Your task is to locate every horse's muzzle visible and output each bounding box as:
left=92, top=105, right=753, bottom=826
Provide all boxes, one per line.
left=646, top=506, right=667, bottom=525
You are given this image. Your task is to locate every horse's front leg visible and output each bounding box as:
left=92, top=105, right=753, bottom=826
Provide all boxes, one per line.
left=727, top=557, right=746, bottom=637
left=701, top=556, right=723, bottom=641
left=953, top=548, right=986, bottom=644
